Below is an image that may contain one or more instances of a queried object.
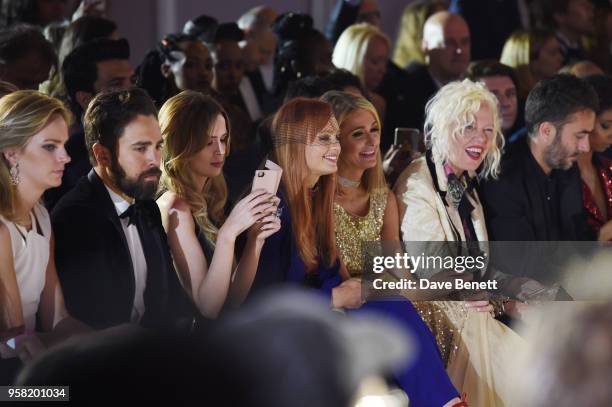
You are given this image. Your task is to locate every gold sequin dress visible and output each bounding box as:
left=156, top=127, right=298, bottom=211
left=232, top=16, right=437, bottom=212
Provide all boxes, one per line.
left=334, top=190, right=387, bottom=277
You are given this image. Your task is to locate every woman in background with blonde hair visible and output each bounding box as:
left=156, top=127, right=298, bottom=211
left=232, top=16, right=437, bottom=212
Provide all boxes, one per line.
left=500, top=29, right=563, bottom=100
left=156, top=90, right=280, bottom=319
left=393, top=0, right=448, bottom=68
left=332, top=23, right=390, bottom=119
left=0, top=91, right=89, bottom=365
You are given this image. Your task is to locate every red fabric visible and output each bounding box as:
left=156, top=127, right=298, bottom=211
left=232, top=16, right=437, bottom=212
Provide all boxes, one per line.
left=582, top=156, right=612, bottom=236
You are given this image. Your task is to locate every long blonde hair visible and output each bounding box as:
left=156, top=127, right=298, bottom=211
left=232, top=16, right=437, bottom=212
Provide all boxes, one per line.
left=158, top=91, right=230, bottom=243
left=271, top=98, right=338, bottom=271
left=320, top=90, right=386, bottom=193
left=0, top=91, right=72, bottom=221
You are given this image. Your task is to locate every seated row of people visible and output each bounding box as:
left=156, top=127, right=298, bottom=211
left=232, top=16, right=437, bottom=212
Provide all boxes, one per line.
left=2, top=71, right=611, bottom=405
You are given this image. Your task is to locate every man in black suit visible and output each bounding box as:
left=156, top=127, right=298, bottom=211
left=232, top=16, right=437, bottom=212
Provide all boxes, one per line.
left=480, top=74, right=598, bottom=242
left=403, top=11, right=471, bottom=132
left=238, top=6, right=278, bottom=116
left=52, top=88, right=192, bottom=330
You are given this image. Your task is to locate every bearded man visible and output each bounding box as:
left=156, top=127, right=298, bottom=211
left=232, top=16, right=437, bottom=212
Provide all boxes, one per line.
left=480, top=74, right=598, bottom=241
left=52, top=88, right=193, bottom=330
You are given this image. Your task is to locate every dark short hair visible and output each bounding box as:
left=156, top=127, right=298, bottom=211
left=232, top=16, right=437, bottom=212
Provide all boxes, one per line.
left=285, top=75, right=334, bottom=100
left=583, top=75, right=612, bottom=115
left=84, top=87, right=157, bottom=166
left=59, top=16, right=117, bottom=62
left=324, top=69, right=366, bottom=95
left=183, top=14, right=218, bottom=43
left=62, top=38, right=130, bottom=104
left=466, top=60, right=519, bottom=93
left=525, top=74, right=599, bottom=138
left=0, top=24, right=56, bottom=66
left=213, top=22, right=244, bottom=43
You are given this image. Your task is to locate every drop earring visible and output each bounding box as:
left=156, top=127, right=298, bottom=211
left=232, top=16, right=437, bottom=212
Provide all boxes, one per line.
left=9, top=163, right=19, bottom=186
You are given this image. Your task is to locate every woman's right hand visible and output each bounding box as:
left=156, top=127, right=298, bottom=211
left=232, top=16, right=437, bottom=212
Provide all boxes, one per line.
left=219, top=190, right=278, bottom=240
left=0, top=333, right=46, bottom=362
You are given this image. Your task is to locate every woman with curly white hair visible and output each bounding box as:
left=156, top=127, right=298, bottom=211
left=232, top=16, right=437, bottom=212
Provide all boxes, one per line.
left=393, top=79, right=524, bottom=407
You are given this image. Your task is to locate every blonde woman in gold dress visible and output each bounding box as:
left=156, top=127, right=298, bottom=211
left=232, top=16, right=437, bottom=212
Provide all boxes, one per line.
left=322, top=90, right=468, bottom=407
left=320, top=91, right=398, bottom=276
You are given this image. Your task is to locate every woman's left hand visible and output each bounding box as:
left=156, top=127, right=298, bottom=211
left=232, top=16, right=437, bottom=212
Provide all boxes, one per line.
left=248, top=213, right=281, bottom=243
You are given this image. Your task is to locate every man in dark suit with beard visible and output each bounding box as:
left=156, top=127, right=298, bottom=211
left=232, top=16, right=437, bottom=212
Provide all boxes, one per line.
left=51, top=88, right=192, bottom=330
left=480, top=74, right=597, bottom=242
left=480, top=75, right=598, bottom=295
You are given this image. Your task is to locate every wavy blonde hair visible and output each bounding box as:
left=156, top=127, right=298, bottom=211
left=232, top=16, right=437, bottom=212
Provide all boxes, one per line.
left=271, top=98, right=337, bottom=271
left=332, top=23, right=390, bottom=88
left=0, top=90, right=72, bottom=221
left=158, top=91, right=230, bottom=243
left=424, top=79, right=504, bottom=179
left=320, top=90, right=386, bottom=193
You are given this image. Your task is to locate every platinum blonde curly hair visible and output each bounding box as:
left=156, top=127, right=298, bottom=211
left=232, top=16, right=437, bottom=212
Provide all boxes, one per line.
left=424, top=78, right=504, bottom=179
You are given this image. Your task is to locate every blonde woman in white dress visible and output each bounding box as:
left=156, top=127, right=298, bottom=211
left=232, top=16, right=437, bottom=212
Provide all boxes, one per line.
left=394, top=79, right=526, bottom=407
left=0, top=91, right=89, bottom=364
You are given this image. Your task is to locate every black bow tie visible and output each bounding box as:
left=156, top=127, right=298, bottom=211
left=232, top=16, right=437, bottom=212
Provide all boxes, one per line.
left=120, top=201, right=150, bottom=227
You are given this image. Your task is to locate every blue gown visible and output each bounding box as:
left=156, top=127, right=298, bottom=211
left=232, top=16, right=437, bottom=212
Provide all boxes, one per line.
left=250, top=192, right=459, bottom=407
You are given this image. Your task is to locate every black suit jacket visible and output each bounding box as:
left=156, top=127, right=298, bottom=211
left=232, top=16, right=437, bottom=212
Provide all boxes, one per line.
left=51, top=170, right=193, bottom=330
left=479, top=140, right=593, bottom=241
left=479, top=141, right=594, bottom=294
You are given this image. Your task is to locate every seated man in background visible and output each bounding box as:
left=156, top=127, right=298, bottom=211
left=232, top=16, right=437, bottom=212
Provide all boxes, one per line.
left=403, top=11, right=471, bottom=131
left=45, top=38, right=134, bottom=208
left=467, top=60, right=522, bottom=142
left=0, top=24, right=56, bottom=90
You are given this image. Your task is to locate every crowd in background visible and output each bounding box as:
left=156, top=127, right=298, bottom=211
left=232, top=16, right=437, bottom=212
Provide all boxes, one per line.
left=1, top=1, right=612, bottom=406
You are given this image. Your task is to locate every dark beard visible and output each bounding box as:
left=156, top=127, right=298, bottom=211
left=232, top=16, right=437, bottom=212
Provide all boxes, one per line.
left=109, top=157, right=161, bottom=200
left=543, top=135, right=575, bottom=171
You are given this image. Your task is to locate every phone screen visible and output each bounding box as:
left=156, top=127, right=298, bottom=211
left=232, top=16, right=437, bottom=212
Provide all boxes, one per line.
left=394, top=128, right=421, bottom=153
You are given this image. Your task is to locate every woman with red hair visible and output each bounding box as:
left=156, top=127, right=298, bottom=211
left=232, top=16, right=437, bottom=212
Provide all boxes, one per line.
left=244, top=97, right=466, bottom=407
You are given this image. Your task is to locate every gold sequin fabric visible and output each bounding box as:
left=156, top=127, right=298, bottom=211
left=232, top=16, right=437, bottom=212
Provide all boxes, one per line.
left=334, top=190, right=387, bottom=277
left=413, top=301, right=469, bottom=366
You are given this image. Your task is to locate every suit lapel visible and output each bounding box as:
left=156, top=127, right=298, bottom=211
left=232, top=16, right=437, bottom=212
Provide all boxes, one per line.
left=87, top=170, right=136, bottom=297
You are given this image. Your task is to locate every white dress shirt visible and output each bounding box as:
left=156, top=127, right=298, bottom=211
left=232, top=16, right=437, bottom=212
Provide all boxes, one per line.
left=104, top=185, right=147, bottom=323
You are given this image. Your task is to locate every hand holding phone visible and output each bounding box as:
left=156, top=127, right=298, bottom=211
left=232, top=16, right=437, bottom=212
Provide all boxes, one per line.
left=251, top=160, right=282, bottom=195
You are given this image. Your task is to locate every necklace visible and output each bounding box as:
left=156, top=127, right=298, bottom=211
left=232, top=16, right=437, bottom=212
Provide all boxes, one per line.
left=337, top=175, right=361, bottom=188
